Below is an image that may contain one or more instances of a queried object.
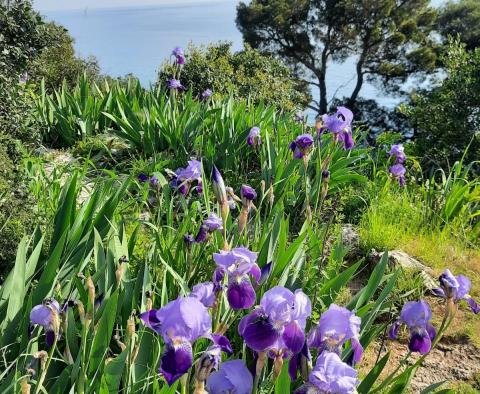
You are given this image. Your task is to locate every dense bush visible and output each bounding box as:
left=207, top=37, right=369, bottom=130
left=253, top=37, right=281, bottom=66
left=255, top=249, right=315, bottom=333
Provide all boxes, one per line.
left=157, top=42, right=311, bottom=111
left=402, top=41, right=480, bottom=173
left=0, top=133, right=35, bottom=275
left=0, top=0, right=47, bottom=144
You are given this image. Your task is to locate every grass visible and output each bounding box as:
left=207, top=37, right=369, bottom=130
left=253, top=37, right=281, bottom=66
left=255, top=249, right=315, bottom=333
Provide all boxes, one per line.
left=359, top=188, right=480, bottom=345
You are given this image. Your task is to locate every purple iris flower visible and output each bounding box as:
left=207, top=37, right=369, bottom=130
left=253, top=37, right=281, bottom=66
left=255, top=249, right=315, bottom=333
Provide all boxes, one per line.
left=433, top=269, right=479, bottom=314
left=190, top=282, right=216, bottom=308
left=289, top=134, right=314, bottom=159
left=139, top=296, right=212, bottom=385
left=322, top=106, right=353, bottom=134
left=150, top=176, right=159, bottom=187
left=339, top=130, right=355, bottom=150
left=294, top=352, right=359, bottom=394
left=239, top=286, right=311, bottom=356
left=389, top=300, right=436, bottom=354
left=195, top=213, right=223, bottom=243
left=389, top=163, right=406, bottom=187
left=308, top=304, right=363, bottom=364
left=247, top=127, right=261, bottom=146
left=184, top=234, right=195, bottom=248
left=195, top=335, right=234, bottom=384
left=172, top=46, right=186, bottom=65
left=172, top=160, right=202, bottom=195
left=30, top=298, right=61, bottom=347
left=201, top=88, right=213, bottom=99
left=167, top=78, right=185, bottom=90
left=206, top=359, right=253, bottom=394
left=389, top=144, right=406, bottom=164
left=138, top=173, right=149, bottom=183
left=241, top=185, right=257, bottom=202
left=213, top=247, right=260, bottom=310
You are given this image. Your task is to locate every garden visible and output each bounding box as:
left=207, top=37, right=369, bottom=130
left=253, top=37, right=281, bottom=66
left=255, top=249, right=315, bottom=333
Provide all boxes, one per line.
left=0, top=1, right=479, bottom=393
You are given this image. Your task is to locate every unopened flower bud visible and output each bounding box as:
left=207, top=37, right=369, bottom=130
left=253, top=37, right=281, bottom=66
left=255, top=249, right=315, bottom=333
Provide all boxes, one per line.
left=127, top=315, right=136, bottom=340
left=20, top=377, right=31, bottom=394
left=86, top=276, right=95, bottom=308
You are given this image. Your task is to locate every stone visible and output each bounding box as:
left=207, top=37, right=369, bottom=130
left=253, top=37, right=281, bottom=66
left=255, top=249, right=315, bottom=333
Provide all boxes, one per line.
left=369, top=249, right=437, bottom=289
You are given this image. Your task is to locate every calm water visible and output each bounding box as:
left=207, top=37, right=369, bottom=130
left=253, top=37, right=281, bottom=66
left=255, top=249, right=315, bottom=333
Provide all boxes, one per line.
left=39, top=1, right=398, bottom=111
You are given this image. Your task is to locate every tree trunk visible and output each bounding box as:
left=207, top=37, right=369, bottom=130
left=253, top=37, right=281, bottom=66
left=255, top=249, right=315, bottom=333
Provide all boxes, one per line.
left=318, top=46, right=329, bottom=114
left=348, top=59, right=364, bottom=108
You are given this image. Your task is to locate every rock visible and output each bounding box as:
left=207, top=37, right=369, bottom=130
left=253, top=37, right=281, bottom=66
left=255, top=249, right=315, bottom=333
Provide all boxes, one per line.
left=341, top=224, right=360, bottom=251
left=369, top=249, right=437, bottom=289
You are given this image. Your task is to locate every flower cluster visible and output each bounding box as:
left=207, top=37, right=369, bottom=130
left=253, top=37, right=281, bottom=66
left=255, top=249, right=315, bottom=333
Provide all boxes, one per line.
left=389, top=269, right=478, bottom=357
left=320, top=106, right=354, bottom=150
left=433, top=269, right=479, bottom=314
left=289, top=134, right=314, bottom=159
left=247, top=126, right=261, bottom=146
left=138, top=173, right=159, bottom=188
left=139, top=295, right=231, bottom=385
left=213, top=247, right=260, bottom=310
left=388, top=144, right=407, bottom=186
left=172, top=46, right=185, bottom=65
left=171, top=159, right=203, bottom=195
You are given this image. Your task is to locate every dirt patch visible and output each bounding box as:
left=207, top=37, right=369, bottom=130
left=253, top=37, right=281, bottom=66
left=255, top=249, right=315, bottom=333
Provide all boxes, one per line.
left=370, top=339, right=480, bottom=392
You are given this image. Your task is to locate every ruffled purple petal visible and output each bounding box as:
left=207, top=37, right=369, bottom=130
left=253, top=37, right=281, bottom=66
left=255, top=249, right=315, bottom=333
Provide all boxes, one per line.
left=30, top=305, right=53, bottom=328
left=351, top=337, right=363, bottom=363
left=408, top=330, right=431, bottom=354
left=139, top=309, right=162, bottom=333
left=159, top=342, right=193, bottom=386
left=45, top=330, right=55, bottom=348
left=249, top=264, right=261, bottom=284
left=282, top=321, right=305, bottom=354
left=426, top=323, right=436, bottom=341
left=227, top=278, right=256, bottom=310
left=389, top=320, right=400, bottom=339
left=431, top=288, right=446, bottom=298
left=343, top=131, right=354, bottom=150
left=241, top=314, right=280, bottom=352
left=466, top=296, right=480, bottom=314
left=210, top=334, right=233, bottom=355
left=288, top=352, right=300, bottom=380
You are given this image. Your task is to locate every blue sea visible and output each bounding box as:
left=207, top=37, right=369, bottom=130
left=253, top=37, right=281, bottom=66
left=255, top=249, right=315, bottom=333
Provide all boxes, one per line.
left=39, top=1, right=399, bottom=112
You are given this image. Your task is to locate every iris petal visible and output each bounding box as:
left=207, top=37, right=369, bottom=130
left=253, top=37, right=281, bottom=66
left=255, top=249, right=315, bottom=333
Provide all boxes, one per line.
left=242, top=316, right=279, bottom=352
left=282, top=321, right=305, bottom=354
left=466, top=296, right=480, bottom=314
left=408, top=331, right=431, bottom=354
left=227, top=278, right=256, bottom=310
left=159, top=342, right=193, bottom=386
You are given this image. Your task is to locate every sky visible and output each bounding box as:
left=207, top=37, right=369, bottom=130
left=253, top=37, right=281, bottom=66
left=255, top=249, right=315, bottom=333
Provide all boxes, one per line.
left=34, top=0, right=232, bottom=11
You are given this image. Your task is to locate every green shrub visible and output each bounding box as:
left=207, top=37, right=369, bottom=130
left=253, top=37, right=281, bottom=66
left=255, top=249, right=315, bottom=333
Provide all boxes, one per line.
left=157, top=42, right=311, bottom=111
left=401, top=40, right=480, bottom=173
left=0, top=133, right=35, bottom=275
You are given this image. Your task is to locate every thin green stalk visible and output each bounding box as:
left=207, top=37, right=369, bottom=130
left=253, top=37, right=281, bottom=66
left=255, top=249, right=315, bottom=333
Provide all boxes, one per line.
left=34, top=334, right=58, bottom=394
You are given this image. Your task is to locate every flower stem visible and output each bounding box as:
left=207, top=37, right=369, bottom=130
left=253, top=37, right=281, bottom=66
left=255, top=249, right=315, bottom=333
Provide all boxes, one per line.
left=34, top=335, right=58, bottom=394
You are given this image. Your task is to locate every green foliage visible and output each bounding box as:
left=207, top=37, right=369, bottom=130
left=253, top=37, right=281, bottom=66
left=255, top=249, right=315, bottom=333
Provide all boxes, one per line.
left=0, top=133, right=35, bottom=275
left=158, top=42, right=310, bottom=111
left=402, top=40, right=480, bottom=172
left=236, top=0, right=437, bottom=113
left=0, top=0, right=46, bottom=76
left=0, top=0, right=47, bottom=144
left=36, top=76, right=117, bottom=146
left=28, top=22, right=101, bottom=90
left=437, top=0, right=480, bottom=51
